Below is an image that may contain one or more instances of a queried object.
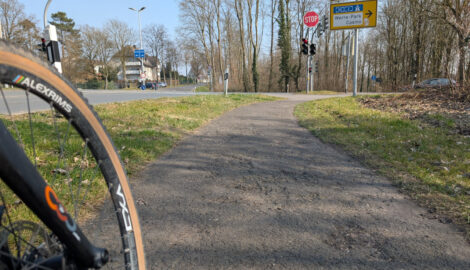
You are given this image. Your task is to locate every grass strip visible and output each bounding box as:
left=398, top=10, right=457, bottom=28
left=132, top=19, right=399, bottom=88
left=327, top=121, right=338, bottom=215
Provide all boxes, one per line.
left=195, top=86, right=210, bottom=92
left=295, top=96, right=470, bottom=237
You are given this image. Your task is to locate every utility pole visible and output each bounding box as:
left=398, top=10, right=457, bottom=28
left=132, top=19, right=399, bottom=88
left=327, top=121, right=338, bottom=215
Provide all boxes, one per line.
left=129, top=7, right=146, bottom=86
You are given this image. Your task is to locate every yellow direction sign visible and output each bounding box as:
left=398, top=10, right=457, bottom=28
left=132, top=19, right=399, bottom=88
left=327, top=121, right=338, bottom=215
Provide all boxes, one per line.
left=330, top=0, right=377, bottom=30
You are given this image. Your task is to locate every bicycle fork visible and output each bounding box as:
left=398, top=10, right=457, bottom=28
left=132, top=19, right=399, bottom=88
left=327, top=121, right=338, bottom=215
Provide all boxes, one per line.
left=0, top=120, right=108, bottom=269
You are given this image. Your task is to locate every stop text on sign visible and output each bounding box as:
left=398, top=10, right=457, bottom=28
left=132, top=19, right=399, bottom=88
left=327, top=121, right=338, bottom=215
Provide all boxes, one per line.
left=303, top=11, right=319, bottom=28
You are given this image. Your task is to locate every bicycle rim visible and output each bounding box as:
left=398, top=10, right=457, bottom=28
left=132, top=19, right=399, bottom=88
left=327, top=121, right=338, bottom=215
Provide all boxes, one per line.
left=0, top=40, right=145, bottom=269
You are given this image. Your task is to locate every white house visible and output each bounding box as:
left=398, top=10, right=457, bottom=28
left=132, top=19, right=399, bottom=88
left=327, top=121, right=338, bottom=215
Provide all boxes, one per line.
left=117, top=58, right=161, bottom=82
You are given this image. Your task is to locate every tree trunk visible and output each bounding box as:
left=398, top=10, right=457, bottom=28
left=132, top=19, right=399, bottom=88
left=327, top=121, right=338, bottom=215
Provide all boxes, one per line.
left=250, top=0, right=260, bottom=93
left=215, top=0, right=224, bottom=87
left=121, top=58, right=128, bottom=88
left=235, top=0, right=249, bottom=92
left=105, top=72, right=109, bottom=90
left=268, top=0, right=277, bottom=91
left=458, top=35, right=466, bottom=83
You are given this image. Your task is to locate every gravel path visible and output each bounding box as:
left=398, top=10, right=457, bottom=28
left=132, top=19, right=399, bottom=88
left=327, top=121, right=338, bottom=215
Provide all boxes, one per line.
left=133, top=94, right=470, bottom=269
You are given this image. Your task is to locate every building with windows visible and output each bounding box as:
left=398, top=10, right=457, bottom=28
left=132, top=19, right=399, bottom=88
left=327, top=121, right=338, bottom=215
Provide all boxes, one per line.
left=109, top=46, right=161, bottom=85
left=118, top=59, right=160, bottom=82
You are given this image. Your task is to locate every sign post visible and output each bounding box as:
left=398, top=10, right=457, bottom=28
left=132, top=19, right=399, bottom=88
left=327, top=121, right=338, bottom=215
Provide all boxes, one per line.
left=330, top=0, right=377, bottom=96
left=345, top=33, right=351, bottom=93
left=303, top=11, right=318, bottom=93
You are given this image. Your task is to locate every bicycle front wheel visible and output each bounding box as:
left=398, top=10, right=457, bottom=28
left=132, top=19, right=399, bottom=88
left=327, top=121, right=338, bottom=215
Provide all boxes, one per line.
left=0, top=40, right=146, bottom=269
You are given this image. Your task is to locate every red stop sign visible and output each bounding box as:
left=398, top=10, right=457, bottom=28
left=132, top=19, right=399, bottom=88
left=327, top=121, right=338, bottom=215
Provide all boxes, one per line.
left=304, top=11, right=319, bottom=28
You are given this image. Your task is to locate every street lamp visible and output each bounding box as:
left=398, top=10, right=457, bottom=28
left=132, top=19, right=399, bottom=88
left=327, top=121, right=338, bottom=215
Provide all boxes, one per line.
left=129, top=7, right=146, bottom=86
left=44, top=0, right=53, bottom=29
left=129, top=7, right=145, bottom=49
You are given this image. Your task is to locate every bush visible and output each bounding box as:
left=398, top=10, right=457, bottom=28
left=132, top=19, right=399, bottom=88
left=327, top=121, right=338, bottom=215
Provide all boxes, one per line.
left=77, top=78, right=118, bottom=90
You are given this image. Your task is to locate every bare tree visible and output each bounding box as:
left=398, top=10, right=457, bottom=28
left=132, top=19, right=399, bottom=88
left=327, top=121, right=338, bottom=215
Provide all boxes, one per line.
left=213, top=0, right=224, bottom=85
left=235, top=0, right=250, bottom=92
left=80, top=25, right=100, bottom=77
left=247, top=0, right=262, bottom=92
left=180, top=0, right=213, bottom=87
left=268, top=0, right=278, bottom=91
left=144, top=24, right=168, bottom=81
left=433, top=0, right=470, bottom=83
left=95, top=29, right=115, bottom=89
left=0, top=0, right=25, bottom=41
left=16, top=17, right=40, bottom=51
left=105, top=19, right=135, bottom=87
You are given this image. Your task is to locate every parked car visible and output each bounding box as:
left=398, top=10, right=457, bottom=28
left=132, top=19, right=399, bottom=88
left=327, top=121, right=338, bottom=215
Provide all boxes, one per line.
left=145, top=82, right=158, bottom=90
left=414, top=78, right=458, bottom=89
left=158, top=82, right=167, bottom=88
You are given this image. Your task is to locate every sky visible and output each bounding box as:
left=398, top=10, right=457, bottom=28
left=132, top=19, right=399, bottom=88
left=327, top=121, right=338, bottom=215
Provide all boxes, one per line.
left=21, top=0, right=181, bottom=39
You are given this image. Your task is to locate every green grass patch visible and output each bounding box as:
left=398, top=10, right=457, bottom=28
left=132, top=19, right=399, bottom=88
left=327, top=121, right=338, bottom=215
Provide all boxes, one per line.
left=195, top=86, right=210, bottom=92
left=295, top=97, right=470, bottom=236
left=1, top=94, right=279, bottom=224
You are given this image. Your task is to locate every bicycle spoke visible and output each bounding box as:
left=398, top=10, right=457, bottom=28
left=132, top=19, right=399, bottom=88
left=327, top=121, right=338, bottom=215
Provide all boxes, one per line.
left=77, top=159, right=101, bottom=217
left=0, top=224, right=43, bottom=261
left=26, top=224, right=42, bottom=257
left=51, top=119, right=71, bottom=187
left=0, top=249, right=55, bottom=270
left=25, top=89, right=37, bottom=168
left=0, top=190, right=19, bottom=256
left=74, top=138, right=89, bottom=220
left=50, top=103, right=60, bottom=146
left=0, top=86, right=24, bottom=148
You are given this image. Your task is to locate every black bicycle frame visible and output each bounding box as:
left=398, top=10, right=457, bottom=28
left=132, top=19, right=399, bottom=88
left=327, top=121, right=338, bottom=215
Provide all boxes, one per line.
left=0, top=120, right=108, bottom=268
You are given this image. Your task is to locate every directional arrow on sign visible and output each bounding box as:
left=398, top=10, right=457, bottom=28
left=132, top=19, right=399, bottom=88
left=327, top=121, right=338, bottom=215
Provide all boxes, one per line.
left=366, top=10, right=373, bottom=18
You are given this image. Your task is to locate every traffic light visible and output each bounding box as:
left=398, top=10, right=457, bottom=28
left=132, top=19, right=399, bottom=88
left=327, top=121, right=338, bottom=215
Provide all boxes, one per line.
left=301, top=38, right=308, bottom=55
left=37, top=38, right=46, bottom=53
left=323, top=15, right=329, bottom=31
left=315, top=61, right=319, bottom=73
left=310, top=43, right=316, bottom=55
left=309, top=67, right=312, bottom=73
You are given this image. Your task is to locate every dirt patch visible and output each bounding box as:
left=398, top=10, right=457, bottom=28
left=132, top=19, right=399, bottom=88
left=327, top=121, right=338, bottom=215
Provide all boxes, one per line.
left=360, top=87, right=470, bottom=135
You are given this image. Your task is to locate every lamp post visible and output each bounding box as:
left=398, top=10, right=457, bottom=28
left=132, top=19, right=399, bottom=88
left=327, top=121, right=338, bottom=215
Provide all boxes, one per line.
left=129, top=7, right=146, bottom=86
left=44, top=0, right=53, bottom=29
left=43, top=0, right=62, bottom=73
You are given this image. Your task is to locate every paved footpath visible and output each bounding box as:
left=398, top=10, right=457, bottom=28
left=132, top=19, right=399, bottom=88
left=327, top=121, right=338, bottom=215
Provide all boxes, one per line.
left=133, top=94, right=470, bottom=269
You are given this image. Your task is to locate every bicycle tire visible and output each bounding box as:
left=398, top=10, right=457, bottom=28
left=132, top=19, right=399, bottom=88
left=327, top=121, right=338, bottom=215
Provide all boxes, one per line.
left=0, top=40, right=146, bottom=269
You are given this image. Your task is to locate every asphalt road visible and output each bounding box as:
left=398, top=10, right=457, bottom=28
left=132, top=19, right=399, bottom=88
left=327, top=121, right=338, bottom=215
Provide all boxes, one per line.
left=134, top=94, right=470, bottom=269
left=0, top=84, right=201, bottom=115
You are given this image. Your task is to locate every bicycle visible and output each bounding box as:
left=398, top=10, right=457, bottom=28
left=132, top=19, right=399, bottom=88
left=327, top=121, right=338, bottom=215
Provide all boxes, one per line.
left=0, top=40, right=146, bottom=269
